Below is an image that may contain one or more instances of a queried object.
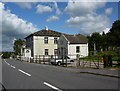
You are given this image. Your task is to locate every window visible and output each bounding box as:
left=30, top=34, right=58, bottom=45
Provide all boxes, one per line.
left=54, top=37, right=58, bottom=44
left=44, top=37, right=48, bottom=44
left=26, top=50, right=29, bottom=53
left=54, top=49, right=58, bottom=55
left=45, top=49, right=49, bottom=55
left=76, top=46, right=80, bottom=53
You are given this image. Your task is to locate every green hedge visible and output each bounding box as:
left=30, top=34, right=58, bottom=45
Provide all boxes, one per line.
left=81, top=50, right=120, bottom=62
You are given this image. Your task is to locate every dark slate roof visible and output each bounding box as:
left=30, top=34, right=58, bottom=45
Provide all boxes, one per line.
left=64, top=34, right=88, bottom=44
left=25, top=29, right=61, bottom=39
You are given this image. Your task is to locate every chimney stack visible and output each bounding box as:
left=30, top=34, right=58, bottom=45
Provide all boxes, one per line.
left=45, top=26, right=48, bottom=30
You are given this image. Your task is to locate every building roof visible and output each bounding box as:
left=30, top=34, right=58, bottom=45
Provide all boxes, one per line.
left=64, top=34, right=88, bottom=44
left=25, top=27, right=88, bottom=44
left=25, top=29, right=61, bottom=39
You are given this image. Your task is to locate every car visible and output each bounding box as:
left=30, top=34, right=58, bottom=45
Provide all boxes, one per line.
left=50, top=56, right=75, bottom=66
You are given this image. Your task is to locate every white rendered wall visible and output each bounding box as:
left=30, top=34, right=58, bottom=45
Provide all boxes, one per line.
left=33, top=36, right=59, bottom=57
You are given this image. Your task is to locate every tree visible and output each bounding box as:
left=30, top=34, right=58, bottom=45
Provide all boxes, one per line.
left=13, top=39, right=25, bottom=55
left=108, top=20, right=120, bottom=47
left=88, top=32, right=102, bottom=51
left=101, top=33, right=109, bottom=51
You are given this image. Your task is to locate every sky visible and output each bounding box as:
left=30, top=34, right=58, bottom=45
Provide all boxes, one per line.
left=0, top=1, right=119, bottom=52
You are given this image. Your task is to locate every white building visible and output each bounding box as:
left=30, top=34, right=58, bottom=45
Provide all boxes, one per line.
left=25, top=27, right=61, bottom=58
left=21, top=45, right=31, bottom=61
left=23, top=27, right=88, bottom=59
left=58, top=34, right=88, bottom=59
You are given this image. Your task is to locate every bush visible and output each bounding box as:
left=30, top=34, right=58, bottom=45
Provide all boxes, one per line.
left=2, top=52, right=13, bottom=59
left=82, top=50, right=119, bottom=62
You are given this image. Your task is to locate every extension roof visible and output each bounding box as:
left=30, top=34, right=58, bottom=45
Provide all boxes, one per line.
left=64, top=34, right=88, bottom=44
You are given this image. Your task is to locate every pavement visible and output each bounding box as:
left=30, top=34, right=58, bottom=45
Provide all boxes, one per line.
left=59, top=66, right=120, bottom=78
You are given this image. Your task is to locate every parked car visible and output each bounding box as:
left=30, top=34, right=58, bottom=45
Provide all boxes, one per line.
left=50, top=56, right=75, bottom=66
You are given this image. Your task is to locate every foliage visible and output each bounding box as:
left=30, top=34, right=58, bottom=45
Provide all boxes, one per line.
left=88, top=20, right=120, bottom=51
left=82, top=50, right=119, bottom=63
left=87, top=32, right=102, bottom=51
left=107, top=20, right=120, bottom=47
left=13, top=39, right=25, bottom=55
left=2, top=52, right=14, bottom=59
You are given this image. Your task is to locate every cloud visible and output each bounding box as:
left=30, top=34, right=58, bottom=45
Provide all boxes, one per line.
left=53, top=1, right=61, bottom=15
left=105, top=8, right=113, bottom=15
left=15, top=2, right=33, bottom=9
left=46, top=15, right=59, bottom=22
left=36, top=4, right=52, bottom=14
left=65, top=1, right=110, bottom=34
left=66, top=14, right=109, bottom=34
left=46, top=2, right=61, bottom=22
left=1, top=2, right=39, bottom=51
left=65, top=0, right=106, bottom=16
left=100, top=28, right=110, bottom=35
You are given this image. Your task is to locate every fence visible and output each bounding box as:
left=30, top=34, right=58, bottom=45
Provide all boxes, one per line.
left=21, top=55, right=59, bottom=64
left=20, top=55, right=106, bottom=68
left=78, top=57, right=104, bottom=68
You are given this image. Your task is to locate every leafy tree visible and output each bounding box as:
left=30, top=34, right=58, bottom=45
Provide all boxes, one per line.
left=13, top=39, right=25, bottom=55
left=107, top=20, right=120, bottom=47
left=88, top=20, right=120, bottom=52
left=88, top=32, right=102, bottom=51
left=101, top=33, right=109, bottom=51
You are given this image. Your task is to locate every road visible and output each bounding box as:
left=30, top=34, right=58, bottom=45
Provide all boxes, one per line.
left=2, top=59, right=119, bottom=90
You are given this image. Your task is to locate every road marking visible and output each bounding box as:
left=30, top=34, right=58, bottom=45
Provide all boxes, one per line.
left=18, top=69, right=31, bottom=77
left=4, top=60, right=10, bottom=65
left=4, top=61, right=16, bottom=69
left=10, top=65, right=16, bottom=69
left=43, top=82, right=62, bottom=91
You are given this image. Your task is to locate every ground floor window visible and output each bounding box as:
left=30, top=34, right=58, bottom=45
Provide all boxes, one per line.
left=45, top=49, right=49, bottom=55
left=54, top=49, right=58, bottom=55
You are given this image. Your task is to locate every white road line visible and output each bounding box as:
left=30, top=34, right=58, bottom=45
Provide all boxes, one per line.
left=18, top=69, right=31, bottom=77
left=43, top=82, right=62, bottom=91
left=10, top=65, right=16, bottom=69
left=4, top=60, right=10, bottom=65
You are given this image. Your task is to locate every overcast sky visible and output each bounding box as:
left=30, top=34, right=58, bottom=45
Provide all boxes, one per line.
left=0, top=1, right=119, bottom=52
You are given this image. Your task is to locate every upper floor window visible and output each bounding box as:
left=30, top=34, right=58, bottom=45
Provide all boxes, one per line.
left=44, top=37, right=48, bottom=44
left=76, top=46, right=80, bottom=53
left=54, top=37, right=58, bottom=44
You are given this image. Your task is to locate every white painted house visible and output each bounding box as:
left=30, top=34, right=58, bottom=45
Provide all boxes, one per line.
left=25, top=27, right=61, bottom=58
left=21, top=45, right=31, bottom=61
left=58, top=34, right=88, bottom=59
left=23, top=27, right=88, bottom=60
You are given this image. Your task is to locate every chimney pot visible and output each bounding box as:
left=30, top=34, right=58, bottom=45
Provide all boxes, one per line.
left=45, top=26, right=48, bottom=30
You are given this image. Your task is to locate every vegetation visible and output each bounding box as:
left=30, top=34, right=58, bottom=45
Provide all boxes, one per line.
left=2, top=52, right=14, bottom=59
left=86, top=20, right=120, bottom=64
left=13, top=39, right=25, bottom=56
left=88, top=20, right=120, bottom=51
